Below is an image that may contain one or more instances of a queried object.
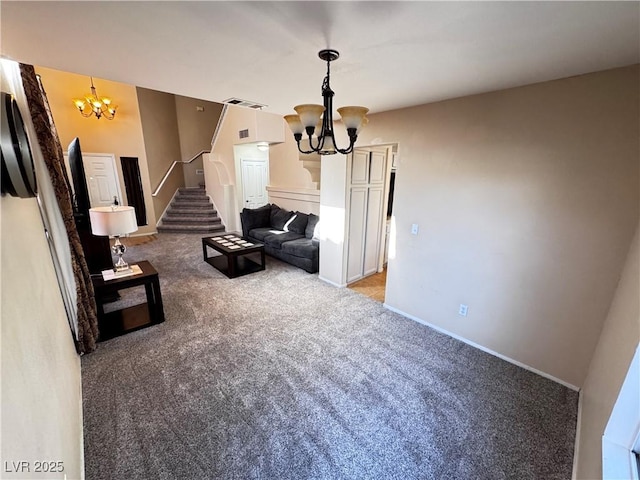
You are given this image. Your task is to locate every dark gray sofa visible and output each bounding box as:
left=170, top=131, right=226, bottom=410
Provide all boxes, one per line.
left=240, top=204, right=319, bottom=273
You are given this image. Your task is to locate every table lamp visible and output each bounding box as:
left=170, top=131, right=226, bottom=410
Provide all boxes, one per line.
left=89, top=206, right=138, bottom=273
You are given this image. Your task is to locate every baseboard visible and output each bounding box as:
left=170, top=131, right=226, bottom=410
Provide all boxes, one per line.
left=383, top=304, right=580, bottom=391
left=319, top=276, right=346, bottom=288
left=571, top=390, right=583, bottom=480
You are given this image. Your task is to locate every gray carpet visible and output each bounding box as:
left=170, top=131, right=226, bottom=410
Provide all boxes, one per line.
left=82, top=233, right=578, bottom=480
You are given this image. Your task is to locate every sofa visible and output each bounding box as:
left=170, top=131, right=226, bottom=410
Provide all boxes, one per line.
left=240, top=204, right=319, bottom=273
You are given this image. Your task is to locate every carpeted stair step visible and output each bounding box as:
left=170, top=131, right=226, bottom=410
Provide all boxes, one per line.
left=158, top=187, right=225, bottom=234
left=171, top=199, right=212, bottom=208
left=177, top=187, right=207, bottom=196
left=162, top=216, right=222, bottom=225
left=165, top=209, right=218, bottom=217
left=157, top=223, right=225, bottom=233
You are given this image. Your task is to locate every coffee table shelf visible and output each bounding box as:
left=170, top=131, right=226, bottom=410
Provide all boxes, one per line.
left=202, top=234, right=265, bottom=278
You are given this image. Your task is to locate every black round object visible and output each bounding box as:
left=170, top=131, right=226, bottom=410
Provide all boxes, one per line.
left=318, top=49, right=340, bottom=62
left=0, top=91, right=37, bottom=198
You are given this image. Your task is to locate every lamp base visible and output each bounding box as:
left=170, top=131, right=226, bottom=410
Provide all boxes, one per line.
left=111, top=236, right=130, bottom=273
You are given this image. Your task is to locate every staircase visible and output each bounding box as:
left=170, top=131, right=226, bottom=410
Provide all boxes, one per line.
left=157, top=187, right=225, bottom=234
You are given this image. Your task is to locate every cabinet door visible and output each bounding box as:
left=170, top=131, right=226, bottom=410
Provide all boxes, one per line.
left=351, top=150, right=370, bottom=185
left=369, top=151, right=386, bottom=185
left=363, top=187, right=384, bottom=276
left=346, top=187, right=368, bottom=283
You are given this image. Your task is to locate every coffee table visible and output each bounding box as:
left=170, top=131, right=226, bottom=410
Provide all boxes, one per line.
left=202, top=234, right=265, bottom=278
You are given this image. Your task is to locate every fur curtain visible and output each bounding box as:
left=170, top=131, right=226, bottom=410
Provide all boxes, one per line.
left=20, top=64, right=99, bottom=353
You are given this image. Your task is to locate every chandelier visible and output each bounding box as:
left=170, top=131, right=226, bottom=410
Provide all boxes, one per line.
left=284, top=50, right=368, bottom=155
left=73, top=77, right=117, bottom=120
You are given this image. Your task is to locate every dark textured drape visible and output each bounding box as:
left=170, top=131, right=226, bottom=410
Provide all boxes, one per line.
left=20, top=64, right=99, bottom=354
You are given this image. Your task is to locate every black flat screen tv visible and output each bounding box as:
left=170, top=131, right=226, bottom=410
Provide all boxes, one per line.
left=68, top=137, right=91, bottom=215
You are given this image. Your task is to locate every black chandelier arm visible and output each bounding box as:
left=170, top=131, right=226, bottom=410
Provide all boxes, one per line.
left=294, top=131, right=359, bottom=156
left=335, top=137, right=357, bottom=155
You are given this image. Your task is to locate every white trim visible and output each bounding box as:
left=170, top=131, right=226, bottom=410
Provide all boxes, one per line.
left=155, top=188, right=180, bottom=228
left=319, top=275, right=346, bottom=288
left=266, top=186, right=320, bottom=206
left=572, top=390, right=584, bottom=480
left=383, top=304, right=580, bottom=391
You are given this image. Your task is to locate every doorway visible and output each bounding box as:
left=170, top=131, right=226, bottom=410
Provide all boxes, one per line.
left=346, top=143, right=398, bottom=303
left=240, top=158, right=269, bottom=209
left=64, top=152, right=123, bottom=208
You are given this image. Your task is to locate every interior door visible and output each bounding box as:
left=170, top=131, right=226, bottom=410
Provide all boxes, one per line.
left=241, top=158, right=268, bottom=209
left=84, top=154, right=121, bottom=207
left=63, top=152, right=121, bottom=208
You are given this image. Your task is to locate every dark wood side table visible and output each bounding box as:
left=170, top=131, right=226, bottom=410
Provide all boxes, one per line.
left=92, top=260, right=165, bottom=341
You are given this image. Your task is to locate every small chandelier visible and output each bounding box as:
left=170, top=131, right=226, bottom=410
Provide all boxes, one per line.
left=285, top=50, right=368, bottom=155
left=73, top=77, right=117, bottom=120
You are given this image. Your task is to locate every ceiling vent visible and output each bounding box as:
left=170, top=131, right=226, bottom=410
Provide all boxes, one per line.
left=222, top=98, right=267, bottom=110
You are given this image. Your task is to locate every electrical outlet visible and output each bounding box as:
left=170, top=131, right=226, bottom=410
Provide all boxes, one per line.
left=458, top=304, right=468, bottom=316
left=411, top=223, right=419, bottom=235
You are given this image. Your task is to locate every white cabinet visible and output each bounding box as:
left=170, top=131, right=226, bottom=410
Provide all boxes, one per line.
left=346, top=148, right=389, bottom=283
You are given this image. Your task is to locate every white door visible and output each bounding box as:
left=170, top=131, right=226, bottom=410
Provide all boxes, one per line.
left=241, top=159, right=268, bottom=209
left=63, top=152, right=121, bottom=208
left=363, top=187, right=384, bottom=276
left=346, top=187, right=368, bottom=283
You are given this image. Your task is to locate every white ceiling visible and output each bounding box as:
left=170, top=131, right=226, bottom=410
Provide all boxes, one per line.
left=2, top=1, right=638, bottom=115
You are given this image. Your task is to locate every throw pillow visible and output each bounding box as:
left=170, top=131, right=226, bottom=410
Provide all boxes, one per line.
left=270, top=204, right=294, bottom=230
left=286, top=212, right=309, bottom=235
left=241, top=204, right=271, bottom=232
left=283, top=214, right=297, bottom=232
left=305, top=213, right=320, bottom=239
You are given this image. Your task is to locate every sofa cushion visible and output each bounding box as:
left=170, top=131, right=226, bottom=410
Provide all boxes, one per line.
left=305, top=213, right=320, bottom=239
left=285, top=212, right=309, bottom=235
left=263, top=231, right=305, bottom=249
left=248, top=227, right=279, bottom=242
left=240, top=204, right=271, bottom=237
left=270, top=204, right=294, bottom=230
left=281, top=237, right=318, bottom=259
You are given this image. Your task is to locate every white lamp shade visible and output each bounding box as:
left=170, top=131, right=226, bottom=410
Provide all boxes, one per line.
left=89, top=206, right=138, bottom=236
left=284, top=114, right=304, bottom=135
left=319, top=135, right=336, bottom=155
left=294, top=104, right=325, bottom=129
left=337, top=106, right=369, bottom=130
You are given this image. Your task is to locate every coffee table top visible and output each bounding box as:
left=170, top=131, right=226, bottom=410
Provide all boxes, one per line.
left=202, top=234, right=263, bottom=253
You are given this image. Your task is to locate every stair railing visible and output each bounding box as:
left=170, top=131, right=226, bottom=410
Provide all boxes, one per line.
left=152, top=104, right=228, bottom=198
left=151, top=150, right=209, bottom=197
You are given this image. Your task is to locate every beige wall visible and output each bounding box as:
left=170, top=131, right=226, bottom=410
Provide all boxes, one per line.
left=575, top=221, right=639, bottom=478
left=355, top=65, right=639, bottom=388
left=175, top=94, right=223, bottom=160
left=36, top=66, right=157, bottom=234
left=175, top=95, right=224, bottom=188
left=1, top=196, right=84, bottom=479
left=136, top=87, right=183, bottom=220
left=269, top=121, right=317, bottom=190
